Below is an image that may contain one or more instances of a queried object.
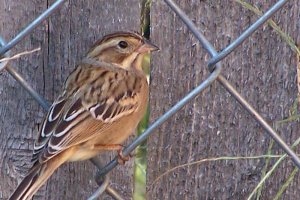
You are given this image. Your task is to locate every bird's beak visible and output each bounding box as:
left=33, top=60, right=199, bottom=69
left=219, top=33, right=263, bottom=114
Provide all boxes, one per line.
left=137, top=40, right=160, bottom=53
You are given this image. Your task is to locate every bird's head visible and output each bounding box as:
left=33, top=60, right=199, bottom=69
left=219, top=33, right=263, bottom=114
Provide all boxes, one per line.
left=87, top=31, right=159, bottom=70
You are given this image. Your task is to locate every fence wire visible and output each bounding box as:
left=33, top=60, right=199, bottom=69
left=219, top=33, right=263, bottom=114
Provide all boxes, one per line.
left=0, top=0, right=298, bottom=199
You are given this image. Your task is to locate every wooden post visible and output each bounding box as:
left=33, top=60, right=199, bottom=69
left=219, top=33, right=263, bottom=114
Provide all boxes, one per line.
left=148, top=1, right=300, bottom=199
left=0, top=0, right=140, bottom=199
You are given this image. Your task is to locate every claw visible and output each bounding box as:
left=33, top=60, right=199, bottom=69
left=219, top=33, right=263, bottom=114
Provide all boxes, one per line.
left=116, top=148, right=135, bottom=165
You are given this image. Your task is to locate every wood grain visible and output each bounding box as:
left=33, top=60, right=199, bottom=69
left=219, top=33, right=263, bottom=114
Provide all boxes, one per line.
left=148, top=0, right=300, bottom=199
left=0, top=1, right=140, bottom=199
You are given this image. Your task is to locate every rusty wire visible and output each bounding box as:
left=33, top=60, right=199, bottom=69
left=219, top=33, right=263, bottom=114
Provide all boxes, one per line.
left=0, top=0, right=298, bottom=199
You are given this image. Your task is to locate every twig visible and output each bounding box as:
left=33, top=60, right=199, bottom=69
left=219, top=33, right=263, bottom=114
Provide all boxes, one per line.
left=0, top=47, right=40, bottom=63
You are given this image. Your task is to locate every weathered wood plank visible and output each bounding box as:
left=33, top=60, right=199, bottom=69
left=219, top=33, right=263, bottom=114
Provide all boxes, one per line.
left=0, top=1, right=141, bottom=199
left=148, top=0, right=300, bottom=199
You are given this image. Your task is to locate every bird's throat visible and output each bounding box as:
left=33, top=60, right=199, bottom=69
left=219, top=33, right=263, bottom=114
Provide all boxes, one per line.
left=122, top=53, right=146, bottom=73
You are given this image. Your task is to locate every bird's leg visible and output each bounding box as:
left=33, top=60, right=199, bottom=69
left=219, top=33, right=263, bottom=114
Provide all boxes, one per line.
left=93, top=144, right=132, bottom=165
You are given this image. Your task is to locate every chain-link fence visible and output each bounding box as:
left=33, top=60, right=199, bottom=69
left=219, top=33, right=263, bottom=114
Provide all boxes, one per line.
left=0, top=0, right=298, bottom=199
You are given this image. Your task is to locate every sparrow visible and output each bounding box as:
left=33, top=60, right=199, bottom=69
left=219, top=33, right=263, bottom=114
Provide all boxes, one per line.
left=9, top=31, right=159, bottom=200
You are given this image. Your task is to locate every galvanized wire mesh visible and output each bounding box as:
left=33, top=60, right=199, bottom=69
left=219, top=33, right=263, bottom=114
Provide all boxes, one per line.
left=0, top=0, right=298, bottom=199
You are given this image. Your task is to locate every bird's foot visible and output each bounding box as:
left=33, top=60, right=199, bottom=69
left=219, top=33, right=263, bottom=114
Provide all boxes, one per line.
left=117, top=148, right=133, bottom=165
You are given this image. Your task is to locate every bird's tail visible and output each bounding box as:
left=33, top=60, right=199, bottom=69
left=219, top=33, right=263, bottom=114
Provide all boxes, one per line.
left=9, top=158, right=63, bottom=200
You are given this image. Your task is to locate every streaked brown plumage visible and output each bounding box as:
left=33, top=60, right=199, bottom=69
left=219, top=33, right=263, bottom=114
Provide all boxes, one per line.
left=9, top=31, right=159, bottom=200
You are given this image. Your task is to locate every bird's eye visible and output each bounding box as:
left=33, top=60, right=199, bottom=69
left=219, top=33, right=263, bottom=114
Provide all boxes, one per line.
left=118, top=41, right=128, bottom=49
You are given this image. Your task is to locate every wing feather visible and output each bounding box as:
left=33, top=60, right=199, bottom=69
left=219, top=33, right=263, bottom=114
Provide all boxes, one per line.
left=32, top=64, right=143, bottom=163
